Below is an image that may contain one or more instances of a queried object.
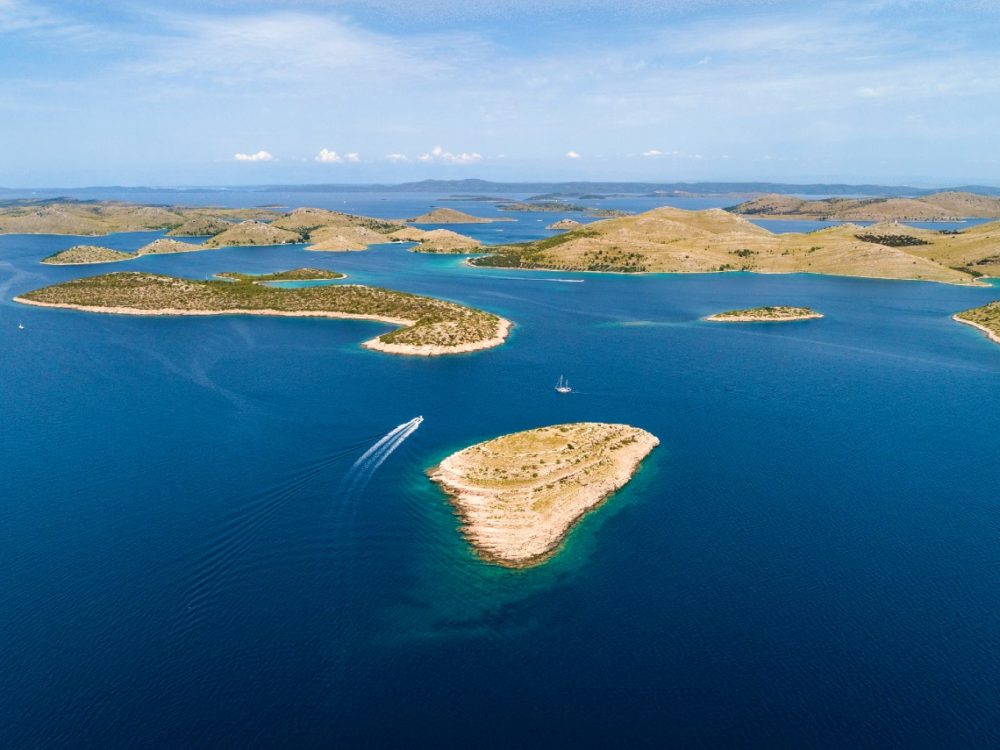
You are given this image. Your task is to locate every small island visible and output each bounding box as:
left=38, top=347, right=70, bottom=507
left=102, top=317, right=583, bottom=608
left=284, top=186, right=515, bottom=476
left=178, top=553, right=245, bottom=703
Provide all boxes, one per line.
left=953, top=301, right=1000, bottom=345
left=546, top=218, right=582, bottom=230
left=429, top=422, right=659, bottom=567
left=705, top=306, right=823, bottom=322
left=42, top=245, right=135, bottom=265
left=15, top=271, right=511, bottom=357
left=136, top=238, right=203, bottom=255
left=406, top=207, right=510, bottom=224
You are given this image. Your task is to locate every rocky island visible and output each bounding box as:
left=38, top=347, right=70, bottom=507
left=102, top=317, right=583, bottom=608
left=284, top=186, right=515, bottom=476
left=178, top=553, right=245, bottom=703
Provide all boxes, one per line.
left=705, top=306, right=823, bottom=322
left=15, top=271, right=511, bottom=356
left=41, top=245, right=135, bottom=265
left=136, top=238, right=203, bottom=255
left=429, top=423, right=659, bottom=567
left=406, top=207, right=510, bottom=224
left=546, top=218, right=582, bottom=230
left=953, top=301, right=1000, bottom=345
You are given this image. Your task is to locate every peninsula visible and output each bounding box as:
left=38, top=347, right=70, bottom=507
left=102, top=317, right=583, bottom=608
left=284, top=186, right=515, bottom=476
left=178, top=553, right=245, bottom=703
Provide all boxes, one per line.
left=429, top=423, right=659, bottom=567
left=705, top=306, right=823, bottom=322
left=953, top=301, right=1000, bottom=345
left=469, top=205, right=1000, bottom=283
left=15, top=271, right=511, bottom=356
left=729, top=191, right=1000, bottom=221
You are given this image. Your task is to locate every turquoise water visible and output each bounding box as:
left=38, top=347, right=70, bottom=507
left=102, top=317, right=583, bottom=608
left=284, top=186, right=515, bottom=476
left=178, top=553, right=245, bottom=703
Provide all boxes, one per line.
left=2, top=194, right=1000, bottom=747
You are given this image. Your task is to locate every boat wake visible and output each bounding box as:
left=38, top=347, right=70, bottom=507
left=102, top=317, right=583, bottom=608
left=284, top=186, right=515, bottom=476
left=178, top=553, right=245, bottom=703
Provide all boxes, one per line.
left=172, top=434, right=377, bottom=635
left=342, top=416, right=423, bottom=494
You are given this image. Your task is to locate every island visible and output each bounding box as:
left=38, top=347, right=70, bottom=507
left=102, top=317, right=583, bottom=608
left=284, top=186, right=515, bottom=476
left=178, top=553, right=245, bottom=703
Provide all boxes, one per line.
left=14, top=271, right=512, bottom=357
left=953, top=301, right=1000, bottom=345
left=729, top=191, right=1000, bottom=221
left=0, top=198, right=279, bottom=235
left=469, top=205, right=1000, bottom=283
left=546, top=218, right=582, bottom=230
left=499, top=201, right=588, bottom=213
left=42, top=245, right=135, bottom=265
left=136, top=238, right=203, bottom=255
left=388, top=227, right=482, bottom=253
left=705, top=306, right=823, bottom=322
left=428, top=422, right=659, bottom=567
left=406, top=207, right=510, bottom=224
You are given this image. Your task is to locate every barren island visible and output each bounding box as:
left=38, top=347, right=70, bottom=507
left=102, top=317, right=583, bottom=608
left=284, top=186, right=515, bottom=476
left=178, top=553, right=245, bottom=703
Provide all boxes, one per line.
left=705, top=306, right=823, bottom=322
left=429, top=423, right=659, bottom=567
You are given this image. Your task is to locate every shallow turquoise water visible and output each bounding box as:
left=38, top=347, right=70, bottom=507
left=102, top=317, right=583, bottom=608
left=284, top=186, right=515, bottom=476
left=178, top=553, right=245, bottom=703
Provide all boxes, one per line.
left=2, top=194, right=1000, bottom=747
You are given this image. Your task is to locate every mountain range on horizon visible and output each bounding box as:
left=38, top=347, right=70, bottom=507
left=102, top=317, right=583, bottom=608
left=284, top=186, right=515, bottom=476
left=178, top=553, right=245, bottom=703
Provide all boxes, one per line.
left=3, top=179, right=1000, bottom=198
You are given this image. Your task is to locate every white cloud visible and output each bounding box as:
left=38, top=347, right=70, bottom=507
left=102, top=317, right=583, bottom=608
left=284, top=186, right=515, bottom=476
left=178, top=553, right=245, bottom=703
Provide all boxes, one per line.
left=384, top=153, right=409, bottom=162
left=640, top=149, right=704, bottom=159
left=234, top=150, right=273, bottom=162
left=418, top=145, right=483, bottom=164
left=566, top=151, right=581, bottom=159
left=345, top=152, right=361, bottom=163
left=316, top=148, right=342, bottom=162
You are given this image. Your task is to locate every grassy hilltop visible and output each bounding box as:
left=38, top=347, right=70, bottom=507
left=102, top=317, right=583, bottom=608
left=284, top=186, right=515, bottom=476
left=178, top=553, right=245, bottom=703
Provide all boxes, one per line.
left=470, top=205, right=1000, bottom=283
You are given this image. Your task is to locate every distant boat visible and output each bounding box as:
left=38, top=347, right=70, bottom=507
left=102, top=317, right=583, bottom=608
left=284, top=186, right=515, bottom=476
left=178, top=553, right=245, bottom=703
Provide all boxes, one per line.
left=18, top=323, right=24, bottom=330
left=555, top=375, right=572, bottom=394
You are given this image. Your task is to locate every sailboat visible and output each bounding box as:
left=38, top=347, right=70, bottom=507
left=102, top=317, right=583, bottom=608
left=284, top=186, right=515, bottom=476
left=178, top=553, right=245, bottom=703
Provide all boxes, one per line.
left=555, top=375, right=572, bottom=394
left=18, top=322, right=24, bottom=330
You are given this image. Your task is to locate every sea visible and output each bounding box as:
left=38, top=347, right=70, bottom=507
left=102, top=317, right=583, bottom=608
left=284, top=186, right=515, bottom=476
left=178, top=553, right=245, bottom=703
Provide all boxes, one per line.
left=2, top=190, right=999, bottom=748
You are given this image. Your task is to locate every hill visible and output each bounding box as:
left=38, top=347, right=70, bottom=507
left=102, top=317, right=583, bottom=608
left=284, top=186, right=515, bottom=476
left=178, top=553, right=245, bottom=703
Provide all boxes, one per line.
left=202, top=221, right=303, bottom=248
left=0, top=199, right=279, bottom=235
left=470, top=205, right=1000, bottom=284
left=730, top=191, right=1000, bottom=221
left=165, top=216, right=233, bottom=237
left=406, top=207, right=503, bottom=224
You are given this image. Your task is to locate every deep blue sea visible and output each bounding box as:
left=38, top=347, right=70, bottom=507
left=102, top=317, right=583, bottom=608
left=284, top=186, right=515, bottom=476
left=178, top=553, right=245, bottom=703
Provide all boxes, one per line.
left=2, top=191, right=1000, bottom=748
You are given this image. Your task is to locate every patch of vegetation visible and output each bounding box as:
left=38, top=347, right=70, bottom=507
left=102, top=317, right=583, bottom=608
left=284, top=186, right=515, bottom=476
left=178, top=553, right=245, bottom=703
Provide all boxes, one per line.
left=216, top=268, right=344, bottom=282
left=956, top=300, right=1000, bottom=342
left=579, top=248, right=647, bottom=272
left=855, top=233, right=930, bottom=247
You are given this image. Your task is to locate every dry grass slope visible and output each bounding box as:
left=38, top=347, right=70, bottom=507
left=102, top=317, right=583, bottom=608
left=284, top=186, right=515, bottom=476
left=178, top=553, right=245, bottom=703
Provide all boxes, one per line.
left=470, top=205, right=1000, bottom=283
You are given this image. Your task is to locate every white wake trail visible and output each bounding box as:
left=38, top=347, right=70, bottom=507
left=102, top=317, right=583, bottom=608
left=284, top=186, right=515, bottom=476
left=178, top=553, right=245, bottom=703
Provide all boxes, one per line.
left=361, top=419, right=421, bottom=478
left=343, top=416, right=423, bottom=490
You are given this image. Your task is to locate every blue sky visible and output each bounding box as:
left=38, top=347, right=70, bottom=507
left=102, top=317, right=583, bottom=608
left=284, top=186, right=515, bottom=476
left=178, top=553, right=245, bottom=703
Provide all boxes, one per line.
left=2, top=0, right=1000, bottom=186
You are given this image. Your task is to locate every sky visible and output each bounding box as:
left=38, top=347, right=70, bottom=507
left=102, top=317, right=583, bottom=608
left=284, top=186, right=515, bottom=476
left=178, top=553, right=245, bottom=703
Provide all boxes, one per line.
left=2, top=0, right=1000, bottom=186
